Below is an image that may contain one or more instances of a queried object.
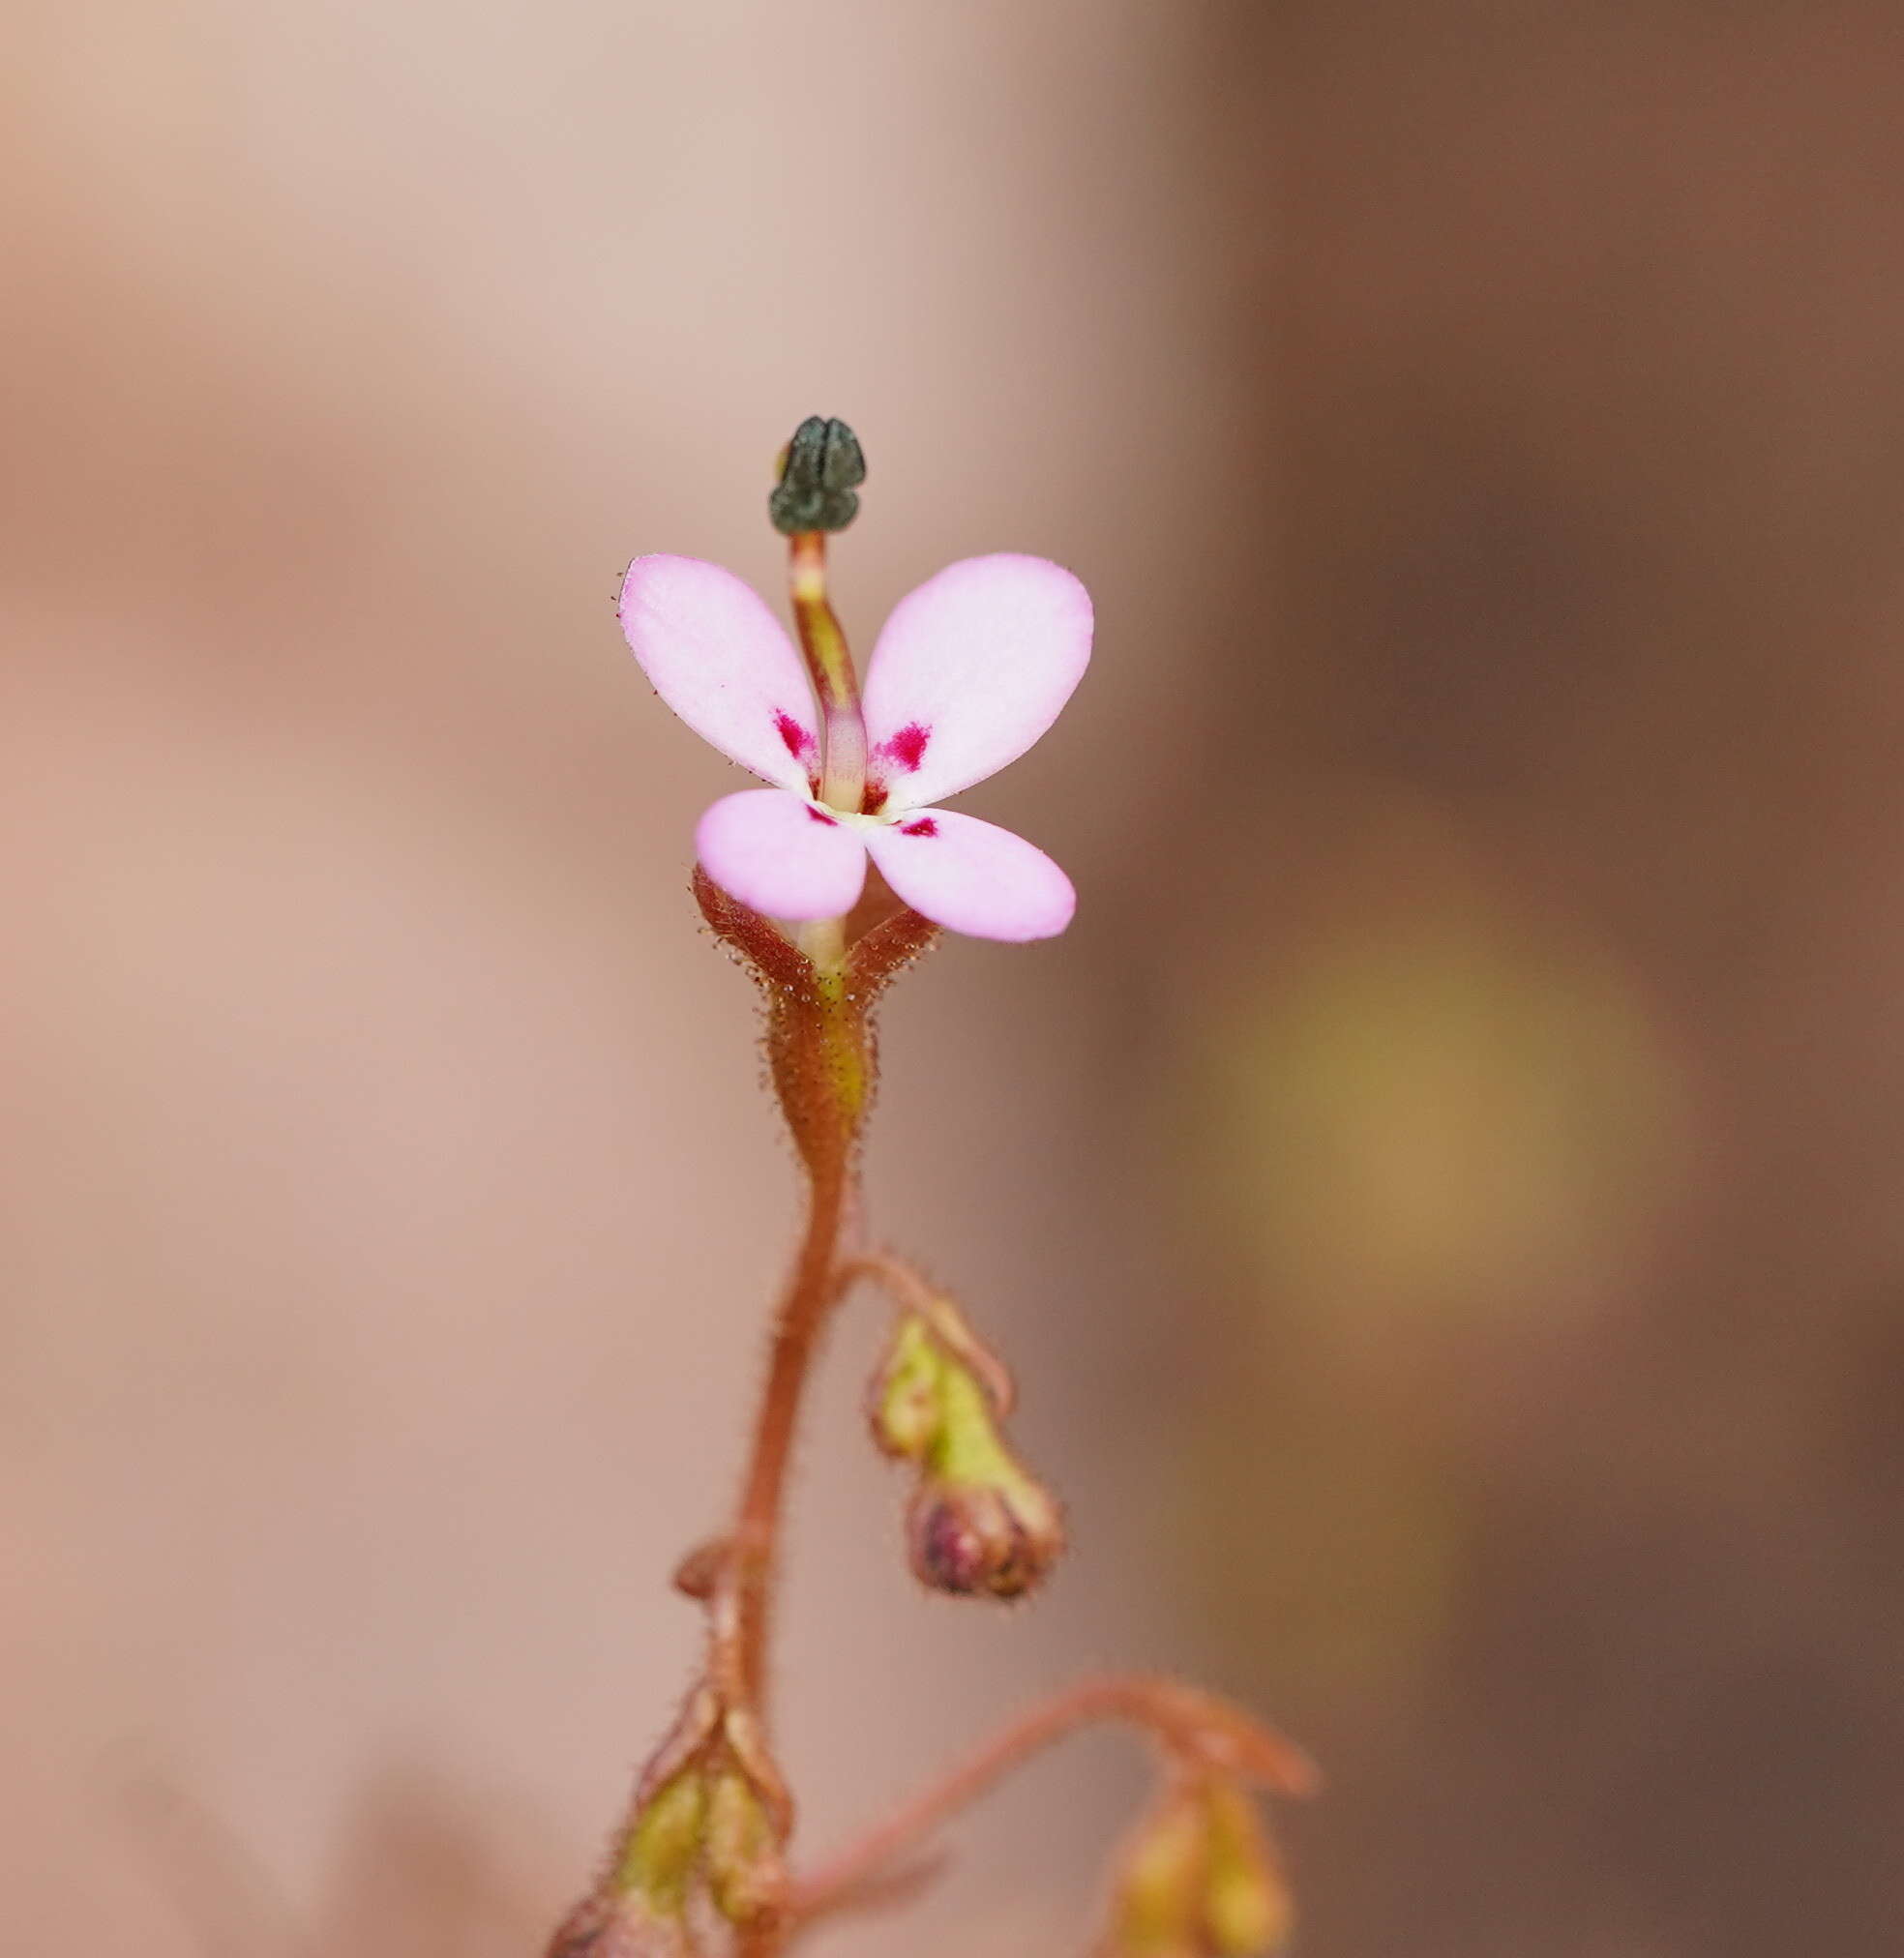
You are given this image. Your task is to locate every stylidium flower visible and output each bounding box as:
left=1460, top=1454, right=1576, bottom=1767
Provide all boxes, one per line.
left=618, top=550, right=1092, bottom=941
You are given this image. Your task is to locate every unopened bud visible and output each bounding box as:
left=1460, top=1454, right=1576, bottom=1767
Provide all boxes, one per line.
left=611, top=1765, right=707, bottom=1913
left=907, top=1470, right=1064, bottom=1599
left=1201, top=1783, right=1293, bottom=1956
left=1103, top=1781, right=1294, bottom=1958
left=703, top=1765, right=787, bottom=1927
left=869, top=1304, right=1063, bottom=1599
left=769, top=416, right=865, bottom=535
left=1107, top=1784, right=1207, bottom=1958
left=551, top=1685, right=797, bottom=1958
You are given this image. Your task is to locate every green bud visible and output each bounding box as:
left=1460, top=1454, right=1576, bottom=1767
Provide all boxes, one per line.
left=611, top=1765, right=707, bottom=1912
left=769, top=415, right=866, bottom=534
left=1202, top=1784, right=1293, bottom=1957
left=703, top=1765, right=786, bottom=1927
left=1101, top=1781, right=1294, bottom=1958
left=870, top=1308, right=1064, bottom=1599
left=1106, top=1786, right=1208, bottom=1958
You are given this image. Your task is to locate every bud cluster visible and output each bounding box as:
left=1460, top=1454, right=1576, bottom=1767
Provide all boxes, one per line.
left=1101, top=1776, right=1294, bottom=1958
left=548, top=1689, right=791, bottom=1958
left=867, top=1292, right=1064, bottom=1600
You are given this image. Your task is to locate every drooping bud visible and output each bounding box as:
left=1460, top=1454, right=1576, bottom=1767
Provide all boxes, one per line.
left=769, top=416, right=866, bottom=535
left=867, top=1294, right=1063, bottom=1600
left=1105, top=1781, right=1208, bottom=1958
left=1100, top=1779, right=1294, bottom=1958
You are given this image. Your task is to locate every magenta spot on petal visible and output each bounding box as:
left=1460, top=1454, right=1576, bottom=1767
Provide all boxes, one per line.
left=884, top=722, right=930, bottom=772
left=806, top=806, right=839, bottom=826
left=901, top=816, right=938, bottom=838
left=774, top=710, right=815, bottom=760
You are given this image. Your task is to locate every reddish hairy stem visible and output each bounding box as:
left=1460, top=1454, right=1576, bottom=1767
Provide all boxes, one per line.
left=783, top=1675, right=1320, bottom=1931
left=540, top=875, right=940, bottom=1958
left=692, top=872, right=937, bottom=1725
left=727, top=1143, right=853, bottom=1710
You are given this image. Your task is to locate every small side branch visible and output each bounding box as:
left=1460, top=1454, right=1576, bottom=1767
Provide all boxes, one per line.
left=783, top=1674, right=1318, bottom=1933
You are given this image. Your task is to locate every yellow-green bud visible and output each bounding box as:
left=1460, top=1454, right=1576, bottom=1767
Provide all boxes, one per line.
left=1108, top=1784, right=1208, bottom=1957
left=611, top=1765, right=707, bottom=1912
left=1101, top=1781, right=1294, bottom=1958
left=1202, top=1783, right=1293, bottom=1956
left=704, top=1765, right=786, bottom=1928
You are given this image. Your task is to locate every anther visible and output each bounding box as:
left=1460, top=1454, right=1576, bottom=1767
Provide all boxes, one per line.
left=769, top=416, right=866, bottom=535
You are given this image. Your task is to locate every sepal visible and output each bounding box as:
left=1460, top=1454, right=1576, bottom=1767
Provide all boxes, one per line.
left=692, top=867, right=937, bottom=1173
left=545, top=1893, right=699, bottom=1958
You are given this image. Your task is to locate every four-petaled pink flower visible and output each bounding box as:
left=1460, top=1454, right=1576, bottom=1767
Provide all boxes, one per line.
left=619, top=553, right=1092, bottom=941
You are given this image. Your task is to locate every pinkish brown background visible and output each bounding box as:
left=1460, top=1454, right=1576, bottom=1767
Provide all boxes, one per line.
left=6, top=4, right=1903, bottom=1955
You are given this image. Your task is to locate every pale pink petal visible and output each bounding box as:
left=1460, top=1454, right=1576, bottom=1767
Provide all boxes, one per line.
left=859, top=555, right=1092, bottom=813
left=620, top=555, right=820, bottom=790
left=863, top=809, right=1075, bottom=942
left=696, top=789, right=869, bottom=921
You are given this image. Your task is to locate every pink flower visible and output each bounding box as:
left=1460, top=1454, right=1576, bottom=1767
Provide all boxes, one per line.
left=619, top=552, right=1092, bottom=941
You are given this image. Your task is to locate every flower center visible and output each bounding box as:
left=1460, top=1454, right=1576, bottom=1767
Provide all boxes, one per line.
left=809, top=799, right=892, bottom=833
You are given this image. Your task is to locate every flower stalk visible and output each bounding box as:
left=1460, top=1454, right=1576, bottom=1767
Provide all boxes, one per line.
left=692, top=865, right=935, bottom=1713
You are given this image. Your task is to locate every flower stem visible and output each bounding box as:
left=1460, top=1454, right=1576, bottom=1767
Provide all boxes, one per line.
left=726, top=1128, right=854, bottom=1711
left=543, top=875, right=937, bottom=1958
left=783, top=1675, right=1319, bottom=1933
left=687, top=882, right=937, bottom=1731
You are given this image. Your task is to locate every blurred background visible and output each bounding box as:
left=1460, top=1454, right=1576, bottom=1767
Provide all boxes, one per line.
left=6, top=2, right=1903, bottom=1953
